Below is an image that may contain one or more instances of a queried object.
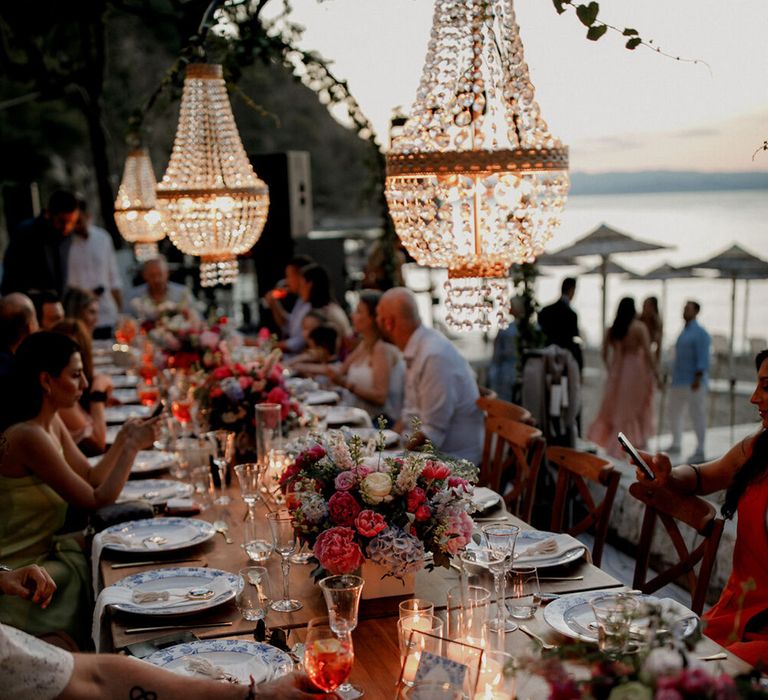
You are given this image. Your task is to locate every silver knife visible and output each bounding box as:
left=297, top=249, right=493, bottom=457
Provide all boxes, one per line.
left=125, top=621, right=233, bottom=634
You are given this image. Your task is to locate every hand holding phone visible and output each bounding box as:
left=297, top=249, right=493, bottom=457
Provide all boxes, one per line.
left=148, top=401, right=166, bottom=419
left=617, top=432, right=655, bottom=481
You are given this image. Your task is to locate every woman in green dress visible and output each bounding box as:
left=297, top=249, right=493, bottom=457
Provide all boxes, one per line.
left=0, top=332, right=158, bottom=648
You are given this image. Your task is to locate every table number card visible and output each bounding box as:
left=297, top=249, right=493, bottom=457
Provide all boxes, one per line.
left=414, top=650, right=467, bottom=687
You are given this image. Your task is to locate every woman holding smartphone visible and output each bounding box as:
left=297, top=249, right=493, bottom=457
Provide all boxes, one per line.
left=636, top=348, right=768, bottom=665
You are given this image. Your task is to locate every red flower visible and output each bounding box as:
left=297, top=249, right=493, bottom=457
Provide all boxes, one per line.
left=328, top=492, right=362, bottom=526
left=355, top=509, right=387, bottom=538
left=299, top=445, right=326, bottom=467
left=314, top=527, right=364, bottom=575
left=213, top=366, right=232, bottom=380
left=414, top=504, right=432, bottom=522
left=421, top=461, right=451, bottom=481
left=209, top=386, right=224, bottom=399
left=406, top=487, right=427, bottom=513
left=279, top=462, right=301, bottom=490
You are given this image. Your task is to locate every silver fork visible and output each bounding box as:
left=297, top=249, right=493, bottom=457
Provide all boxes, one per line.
left=519, top=625, right=555, bottom=650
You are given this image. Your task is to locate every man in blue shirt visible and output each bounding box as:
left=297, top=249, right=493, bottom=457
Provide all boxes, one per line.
left=667, top=300, right=710, bottom=462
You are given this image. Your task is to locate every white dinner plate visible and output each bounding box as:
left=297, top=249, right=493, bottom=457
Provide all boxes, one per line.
left=145, top=639, right=293, bottom=684
left=111, top=375, right=139, bottom=388
left=344, top=427, right=400, bottom=448
left=98, top=364, right=128, bottom=376
left=303, top=389, right=340, bottom=405
left=105, top=404, right=153, bottom=424
left=132, top=450, right=177, bottom=474
left=111, top=567, right=238, bottom=616
left=112, top=388, right=140, bottom=404
left=101, top=517, right=215, bottom=553
left=325, top=406, right=370, bottom=427
left=471, top=486, right=502, bottom=514
left=117, top=479, right=193, bottom=505
left=543, top=590, right=700, bottom=643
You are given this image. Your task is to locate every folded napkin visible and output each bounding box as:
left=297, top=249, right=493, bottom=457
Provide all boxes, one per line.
left=184, top=656, right=266, bottom=685
left=515, top=533, right=587, bottom=565
left=92, top=585, right=135, bottom=651
left=91, top=532, right=165, bottom=597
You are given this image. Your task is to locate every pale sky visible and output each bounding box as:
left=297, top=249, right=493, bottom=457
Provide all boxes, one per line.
left=271, top=0, right=768, bottom=172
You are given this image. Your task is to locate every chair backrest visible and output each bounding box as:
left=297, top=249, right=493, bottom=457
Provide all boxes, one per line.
left=477, top=396, right=533, bottom=426
left=546, top=446, right=619, bottom=567
left=478, top=412, right=545, bottom=522
left=628, top=481, right=725, bottom=615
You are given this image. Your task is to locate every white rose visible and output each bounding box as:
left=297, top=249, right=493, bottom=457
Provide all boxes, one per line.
left=361, top=472, right=393, bottom=505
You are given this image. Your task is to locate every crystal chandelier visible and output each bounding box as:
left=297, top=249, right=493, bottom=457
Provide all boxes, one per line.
left=156, top=63, right=269, bottom=286
left=114, top=148, right=165, bottom=261
left=385, top=0, right=569, bottom=331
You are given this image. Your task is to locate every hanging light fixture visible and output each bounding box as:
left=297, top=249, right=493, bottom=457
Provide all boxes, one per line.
left=114, top=148, right=165, bottom=261
left=156, top=63, right=269, bottom=287
left=385, top=0, right=569, bottom=331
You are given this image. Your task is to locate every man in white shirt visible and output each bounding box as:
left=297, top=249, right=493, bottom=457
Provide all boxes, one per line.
left=67, top=203, right=123, bottom=338
left=124, top=256, right=198, bottom=320
left=377, top=287, right=484, bottom=464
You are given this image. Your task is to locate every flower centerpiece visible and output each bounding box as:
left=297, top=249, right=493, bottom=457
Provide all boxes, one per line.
left=195, top=349, right=301, bottom=457
left=279, top=430, right=477, bottom=596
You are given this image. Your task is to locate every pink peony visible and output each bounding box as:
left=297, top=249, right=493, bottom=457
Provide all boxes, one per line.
left=678, top=668, right=714, bottom=696
left=328, top=492, right=362, bottom=526
left=448, top=476, right=469, bottom=492
left=443, top=511, right=474, bottom=555
left=421, top=461, right=451, bottom=481
left=314, top=527, right=364, bottom=574
left=406, top=487, right=427, bottom=513
left=355, top=509, right=387, bottom=538
left=334, top=470, right=357, bottom=491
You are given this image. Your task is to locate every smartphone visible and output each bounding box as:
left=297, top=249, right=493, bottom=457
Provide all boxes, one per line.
left=617, top=432, right=655, bottom=481
left=149, top=401, right=166, bottom=419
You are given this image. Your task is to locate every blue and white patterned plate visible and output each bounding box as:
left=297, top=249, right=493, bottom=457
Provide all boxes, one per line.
left=105, top=404, right=153, bottom=424
left=145, top=639, right=293, bottom=684
left=543, top=590, right=699, bottom=643
left=111, top=374, right=139, bottom=388
left=112, top=567, right=238, bottom=616
left=467, top=531, right=585, bottom=569
left=101, top=517, right=215, bottom=553
left=117, top=479, right=193, bottom=505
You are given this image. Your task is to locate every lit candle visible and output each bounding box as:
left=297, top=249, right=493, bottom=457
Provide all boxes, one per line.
left=474, top=657, right=507, bottom=700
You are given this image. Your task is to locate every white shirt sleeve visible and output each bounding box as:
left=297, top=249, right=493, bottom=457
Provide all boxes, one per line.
left=0, top=623, right=74, bottom=700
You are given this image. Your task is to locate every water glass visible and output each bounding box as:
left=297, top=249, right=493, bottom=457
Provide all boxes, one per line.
left=256, top=402, right=282, bottom=466
left=236, top=566, right=271, bottom=621
left=398, top=615, right=444, bottom=687
left=304, top=617, right=354, bottom=693
left=509, top=567, right=540, bottom=620
left=460, top=547, right=512, bottom=632
left=475, top=650, right=516, bottom=699
left=399, top=599, right=435, bottom=622
left=204, top=430, right=235, bottom=505
left=445, top=585, right=491, bottom=648
left=591, top=594, right=640, bottom=657
left=266, top=511, right=302, bottom=612
left=243, top=515, right=272, bottom=563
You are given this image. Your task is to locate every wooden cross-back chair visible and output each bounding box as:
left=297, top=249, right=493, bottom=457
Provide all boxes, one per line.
left=477, top=398, right=545, bottom=523
left=546, top=446, right=620, bottom=567
left=476, top=396, right=534, bottom=426
left=629, top=481, right=725, bottom=615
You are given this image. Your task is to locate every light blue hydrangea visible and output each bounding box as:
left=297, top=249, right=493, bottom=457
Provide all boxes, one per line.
left=366, top=526, right=425, bottom=579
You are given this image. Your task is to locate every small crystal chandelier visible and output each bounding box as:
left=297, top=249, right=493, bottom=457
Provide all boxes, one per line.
left=385, top=0, right=569, bottom=331
left=156, top=63, right=269, bottom=287
left=114, top=148, right=165, bottom=261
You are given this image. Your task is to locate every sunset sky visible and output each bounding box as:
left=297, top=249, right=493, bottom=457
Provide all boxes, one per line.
left=275, top=0, right=768, bottom=173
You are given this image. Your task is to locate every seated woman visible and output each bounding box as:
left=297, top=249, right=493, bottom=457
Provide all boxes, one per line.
left=637, top=348, right=768, bottom=666
left=51, top=319, right=112, bottom=455
left=0, top=332, right=157, bottom=648
left=299, top=263, right=352, bottom=343
left=324, top=290, right=404, bottom=424
left=63, top=288, right=100, bottom=338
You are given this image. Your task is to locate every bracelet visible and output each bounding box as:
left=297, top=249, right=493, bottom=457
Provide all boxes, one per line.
left=689, top=464, right=701, bottom=494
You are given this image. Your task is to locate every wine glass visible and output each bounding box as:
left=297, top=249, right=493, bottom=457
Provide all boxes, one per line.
left=170, top=378, right=194, bottom=439
left=304, top=617, right=354, bottom=693
left=482, top=524, right=519, bottom=633
left=460, top=547, right=513, bottom=632
left=320, top=575, right=365, bottom=699
left=266, top=511, right=302, bottom=612
left=234, top=462, right=268, bottom=518
left=204, top=430, right=235, bottom=505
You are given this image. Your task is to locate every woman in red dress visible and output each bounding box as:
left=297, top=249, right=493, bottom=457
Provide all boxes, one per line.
left=637, top=349, right=768, bottom=665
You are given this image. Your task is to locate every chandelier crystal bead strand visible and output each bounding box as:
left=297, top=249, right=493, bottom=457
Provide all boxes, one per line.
left=385, top=0, right=569, bottom=330
left=156, top=63, right=269, bottom=286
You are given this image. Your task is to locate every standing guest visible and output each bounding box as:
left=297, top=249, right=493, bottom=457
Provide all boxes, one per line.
left=0, top=332, right=158, bottom=647
left=124, top=255, right=197, bottom=319
left=299, top=264, right=352, bottom=342
left=667, top=300, right=710, bottom=462
left=62, top=288, right=100, bottom=336
left=30, top=290, right=65, bottom=330
left=587, top=297, right=656, bottom=459
left=538, top=277, right=583, bottom=372
left=488, top=296, right=524, bottom=402
left=377, top=287, right=483, bottom=464
left=263, top=255, right=314, bottom=354
left=0, top=294, right=39, bottom=378
left=66, top=201, right=123, bottom=339
left=1, top=190, right=79, bottom=298
left=640, top=295, right=663, bottom=365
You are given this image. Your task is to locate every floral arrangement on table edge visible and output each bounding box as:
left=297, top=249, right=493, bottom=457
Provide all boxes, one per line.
left=194, top=348, right=302, bottom=455
left=514, top=599, right=768, bottom=700
left=279, top=426, right=478, bottom=581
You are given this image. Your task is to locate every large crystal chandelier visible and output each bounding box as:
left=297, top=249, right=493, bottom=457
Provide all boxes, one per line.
left=385, top=0, right=569, bottom=330
left=114, top=148, right=165, bottom=261
left=156, top=63, right=269, bottom=286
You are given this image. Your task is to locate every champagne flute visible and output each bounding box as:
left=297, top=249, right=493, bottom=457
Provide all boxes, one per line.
left=234, top=462, right=269, bottom=518
left=320, top=575, right=365, bottom=699
left=204, top=430, right=235, bottom=505
left=304, top=617, right=354, bottom=693
left=266, top=511, right=302, bottom=612
left=482, top=524, right=519, bottom=633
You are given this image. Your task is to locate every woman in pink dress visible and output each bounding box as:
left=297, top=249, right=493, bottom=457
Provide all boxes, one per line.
left=588, top=297, right=656, bottom=459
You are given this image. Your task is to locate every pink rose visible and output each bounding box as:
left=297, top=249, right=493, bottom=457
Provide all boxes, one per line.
left=314, top=527, right=365, bottom=574
left=406, top=487, right=427, bottom=513
left=421, top=461, right=451, bottom=481
left=443, top=511, right=473, bottom=555
left=354, top=465, right=373, bottom=480
left=679, top=669, right=714, bottom=696
left=334, top=470, right=357, bottom=491
left=355, top=510, right=387, bottom=538
left=257, top=327, right=271, bottom=339
left=328, top=492, right=362, bottom=526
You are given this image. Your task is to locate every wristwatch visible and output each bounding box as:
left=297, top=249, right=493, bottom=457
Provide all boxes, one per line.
left=89, top=390, right=108, bottom=403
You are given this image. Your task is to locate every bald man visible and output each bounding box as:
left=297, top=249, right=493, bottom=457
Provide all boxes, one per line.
left=377, top=288, right=483, bottom=464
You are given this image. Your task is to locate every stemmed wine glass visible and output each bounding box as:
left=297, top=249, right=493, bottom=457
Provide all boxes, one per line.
left=204, top=430, right=235, bottom=505
left=234, top=462, right=268, bottom=517
left=319, top=575, right=364, bottom=699
left=266, top=511, right=302, bottom=612
left=304, top=616, right=354, bottom=694
left=460, top=546, right=512, bottom=634
left=482, top=524, right=519, bottom=633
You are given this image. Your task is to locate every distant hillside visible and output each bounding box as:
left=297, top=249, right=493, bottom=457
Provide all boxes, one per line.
left=570, top=171, right=768, bottom=195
